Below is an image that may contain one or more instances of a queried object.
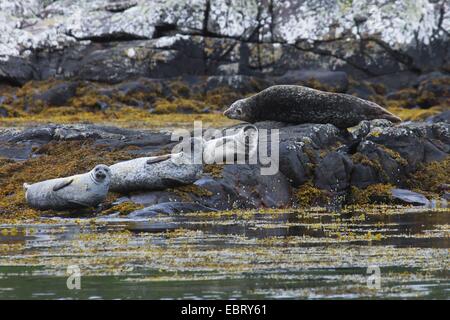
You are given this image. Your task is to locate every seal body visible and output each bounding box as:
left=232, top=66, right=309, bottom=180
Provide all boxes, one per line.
left=223, top=85, right=401, bottom=128
left=109, top=152, right=203, bottom=192
left=203, top=125, right=258, bottom=164
left=24, top=164, right=111, bottom=210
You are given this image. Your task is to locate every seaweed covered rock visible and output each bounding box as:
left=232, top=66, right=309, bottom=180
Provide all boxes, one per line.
left=275, top=123, right=348, bottom=187
left=0, top=124, right=175, bottom=160
left=0, top=120, right=449, bottom=216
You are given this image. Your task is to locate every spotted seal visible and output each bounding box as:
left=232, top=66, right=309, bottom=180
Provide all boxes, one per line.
left=109, top=152, right=203, bottom=193
left=202, top=125, right=258, bottom=164
left=223, top=85, right=401, bottom=128
left=24, top=164, right=111, bottom=210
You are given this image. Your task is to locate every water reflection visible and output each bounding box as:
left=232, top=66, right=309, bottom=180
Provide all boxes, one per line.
left=0, top=207, right=448, bottom=299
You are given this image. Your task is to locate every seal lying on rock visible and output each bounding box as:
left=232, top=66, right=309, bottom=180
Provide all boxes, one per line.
left=109, top=152, right=203, bottom=193
left=203, top=125, right=258, bottom=164
left=24, top=164, right=111, bottom=210
left=223, top=85, right=401, bottom=128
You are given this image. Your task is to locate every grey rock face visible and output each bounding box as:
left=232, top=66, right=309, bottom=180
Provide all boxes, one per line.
left=0, top=124, right=175, bottom=160
left=0, top=1, right=448, bottom=84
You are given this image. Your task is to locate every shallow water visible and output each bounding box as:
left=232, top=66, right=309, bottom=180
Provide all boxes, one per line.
left=0, top=207, right=448, bottom=299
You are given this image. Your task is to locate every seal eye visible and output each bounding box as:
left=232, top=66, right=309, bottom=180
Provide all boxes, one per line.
left=236, top=108, right=242, bottom=115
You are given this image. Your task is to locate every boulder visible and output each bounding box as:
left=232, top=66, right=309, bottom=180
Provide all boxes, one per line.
left=427, top=110, right=450, bottom=124
left=33, top=81, right=79, bottom=106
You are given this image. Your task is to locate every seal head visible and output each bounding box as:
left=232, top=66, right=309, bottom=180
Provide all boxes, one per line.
left=223, top=98, right=258, bottom=122
left=90, top=164, right=111, bottom=184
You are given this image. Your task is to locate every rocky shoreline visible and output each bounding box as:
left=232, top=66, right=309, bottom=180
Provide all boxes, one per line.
left=0, top=119, right=448, bottom=218
left=0, top=0, right=448, bottom=218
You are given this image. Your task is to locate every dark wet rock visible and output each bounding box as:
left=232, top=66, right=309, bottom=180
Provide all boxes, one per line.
left=128, top=202, right=216, bottom=218
left=33, top=81, right=79, bottom=106
left=416, top=73, right=450, bottom=106
left=364, top=122, right=449, bottom=170
left=427, top=110, right=450, bottom=124
left=274, top=70, right=349, bottom=92
left=115, top=79, right=156, bottom=96
left=2, top=120, right=449, bottom=209
left=276, top=123, right=347, bottom=186
left=352, top=140, right=405, bottom=187
left=391, top=188, right=430, bottom=206
left=0, top=57, right=37, bottom=86
left=314, top=152, right=353, bottom=192
left=415, top=71, right=448, bottom=85
left=346, top=81, right=377, bottom=99
left=0, top=142, right=35, bottom=161
left=367, top=71, right=419, bottom=93
left=192, top=164, right=292, bottom=210
left=351, top=119, right=394, bottom=140
left=0, top=106, right=8, bottom=117
left=192, top=177, right=238, bottom=210
left=6, top=126, right=56, bottom=143
left=0, top=124, right=174, bottom=160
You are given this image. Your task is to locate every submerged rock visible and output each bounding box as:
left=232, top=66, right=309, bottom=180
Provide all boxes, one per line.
left=128, top=202, right=216, bottom=217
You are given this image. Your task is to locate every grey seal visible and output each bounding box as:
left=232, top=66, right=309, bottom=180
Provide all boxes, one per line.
left=24, top=164, right=111, bottom=210
left=223, top=85, right=401, bottom=128
left=109, top=152, right=203, bottom=193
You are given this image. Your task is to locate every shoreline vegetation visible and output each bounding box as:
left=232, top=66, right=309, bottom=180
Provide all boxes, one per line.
left=0, top=75, right=448, bottom=220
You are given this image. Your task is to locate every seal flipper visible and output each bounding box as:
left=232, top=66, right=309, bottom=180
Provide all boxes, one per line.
left=146, top=154, right=171, bottom=165
left=53, top=178, right=74, bottom=192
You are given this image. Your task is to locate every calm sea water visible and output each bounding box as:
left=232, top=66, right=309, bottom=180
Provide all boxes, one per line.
left=0, top=207, right=448, bottom=299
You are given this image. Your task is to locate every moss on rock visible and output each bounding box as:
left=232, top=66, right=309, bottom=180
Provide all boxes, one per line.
left=295, top=182, right=330, bottom=207
left=350, top=184, right=393, bottom=205
left=408, top=157, right=450, bottom=193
